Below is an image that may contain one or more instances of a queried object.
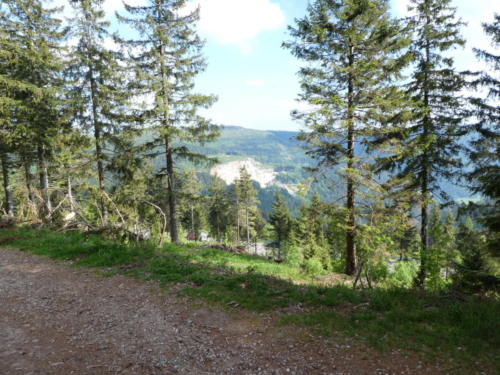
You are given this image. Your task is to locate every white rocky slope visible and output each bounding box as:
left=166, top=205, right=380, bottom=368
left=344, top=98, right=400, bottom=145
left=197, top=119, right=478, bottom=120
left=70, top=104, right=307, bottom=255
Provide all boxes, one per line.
left=209, top=157, right=297, bottom=194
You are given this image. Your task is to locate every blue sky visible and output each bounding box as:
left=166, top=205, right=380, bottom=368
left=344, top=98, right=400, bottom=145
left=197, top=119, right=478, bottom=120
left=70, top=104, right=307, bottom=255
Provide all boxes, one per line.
left=56, top=0, right=500, bottom=132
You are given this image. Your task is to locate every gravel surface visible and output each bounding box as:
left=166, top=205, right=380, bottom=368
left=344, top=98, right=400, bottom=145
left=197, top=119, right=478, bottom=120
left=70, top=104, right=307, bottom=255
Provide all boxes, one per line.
left=0, top=248, right=451, bottom=374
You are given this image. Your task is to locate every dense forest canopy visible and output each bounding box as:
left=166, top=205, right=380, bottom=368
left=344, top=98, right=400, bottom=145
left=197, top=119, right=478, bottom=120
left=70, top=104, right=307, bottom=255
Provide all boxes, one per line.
left=0, top=0, right=498, bottom=293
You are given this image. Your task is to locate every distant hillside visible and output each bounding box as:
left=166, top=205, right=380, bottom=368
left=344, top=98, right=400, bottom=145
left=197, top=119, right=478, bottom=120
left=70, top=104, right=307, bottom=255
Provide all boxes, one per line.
left=143, top=126, right=472, bottom=216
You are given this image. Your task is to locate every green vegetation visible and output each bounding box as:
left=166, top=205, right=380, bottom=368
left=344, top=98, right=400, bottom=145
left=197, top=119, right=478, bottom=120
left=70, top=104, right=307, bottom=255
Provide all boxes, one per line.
left=1, top=227, right=498, bottom=371
left=0, top=1, right=498, bottom=372
left=284, top=0, right=412, bottom=275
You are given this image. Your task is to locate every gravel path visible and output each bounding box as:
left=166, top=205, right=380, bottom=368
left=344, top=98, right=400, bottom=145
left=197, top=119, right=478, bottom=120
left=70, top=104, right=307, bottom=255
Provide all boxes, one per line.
left=0, top=248, right=449, bottom=374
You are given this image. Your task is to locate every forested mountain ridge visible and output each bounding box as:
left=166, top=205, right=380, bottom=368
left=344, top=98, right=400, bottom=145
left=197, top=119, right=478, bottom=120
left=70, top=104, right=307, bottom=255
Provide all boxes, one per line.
left=146, top=125, right=473, bottom=216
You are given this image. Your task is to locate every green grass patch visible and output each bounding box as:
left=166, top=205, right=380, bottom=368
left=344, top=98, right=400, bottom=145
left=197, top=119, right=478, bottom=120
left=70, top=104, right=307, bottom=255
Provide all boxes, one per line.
left=1, top=227, right=498, bottom=371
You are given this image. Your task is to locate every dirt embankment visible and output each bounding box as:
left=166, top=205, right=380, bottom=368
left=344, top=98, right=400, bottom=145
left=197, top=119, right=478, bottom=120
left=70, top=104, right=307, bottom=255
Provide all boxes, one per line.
left=0, top=248, right=448, bottom=374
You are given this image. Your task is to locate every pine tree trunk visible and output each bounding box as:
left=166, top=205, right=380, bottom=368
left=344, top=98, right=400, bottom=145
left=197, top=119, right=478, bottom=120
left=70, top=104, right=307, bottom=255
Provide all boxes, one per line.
left=1, top=152, right=15, bottom=216
left=165, top=140, right=178, bottom=243
left=157, top=27, right=179, bottom=244
left=89, top=65, right=108, bottom=225
left=236, top=196, right=240, bottom=245
left=22, top=154, right=35, bottom=203
left=67, top=175, right=75, bottom=212
left=216, top=211, right=220, bottom=243
left=418, top=11, right=431, bottom=287
left=191, top=205, right=195, bottom=239
left=246, top=204, right=250, bottom=248
left=37, top=143, right=52, bottom=213
left=419, top=186, right=429, bottom=286
left=345, top=45, right=356, bottom=276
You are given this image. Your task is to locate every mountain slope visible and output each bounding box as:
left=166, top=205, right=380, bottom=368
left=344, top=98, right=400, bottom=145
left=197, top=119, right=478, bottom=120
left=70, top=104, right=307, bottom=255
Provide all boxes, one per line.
left=146, top=126, right=472, bottom=216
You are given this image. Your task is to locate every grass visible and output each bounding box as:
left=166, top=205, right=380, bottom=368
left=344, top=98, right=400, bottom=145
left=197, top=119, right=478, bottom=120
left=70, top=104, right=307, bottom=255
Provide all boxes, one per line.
left=1, top=227, right=498, bottom=372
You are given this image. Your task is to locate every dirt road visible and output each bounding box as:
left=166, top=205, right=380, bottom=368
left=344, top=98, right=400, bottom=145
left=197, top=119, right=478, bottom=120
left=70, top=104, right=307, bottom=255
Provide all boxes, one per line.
left=0, top=248, right=447, bottom=374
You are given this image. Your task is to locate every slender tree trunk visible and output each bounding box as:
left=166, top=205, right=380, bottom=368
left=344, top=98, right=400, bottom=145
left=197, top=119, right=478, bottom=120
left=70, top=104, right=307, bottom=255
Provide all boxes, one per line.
left=216, top=212, right=220, bottom=242
left=191, top=205, right=195, bottom=239
left=37, top=143, right=52, bottom=213
left=89, top=64, right=108, bottom=225
left=1, top=152, right=15, bottom=216
left=67, top=175, right=75, bottom=212
left=419, top=182, right=429, bottom=285
left=246, top=204, right=250, bottom=248
left=165, top=139, right=178, bottom=243
left=345, top=45, right=356, bottom=276
left=157, top=22, right=179, bottom=244
left=236, top=196, right=240, bottom=245
left=418, top=9, right=431, bottom=287
left=22, top=154, right=35, bottom=203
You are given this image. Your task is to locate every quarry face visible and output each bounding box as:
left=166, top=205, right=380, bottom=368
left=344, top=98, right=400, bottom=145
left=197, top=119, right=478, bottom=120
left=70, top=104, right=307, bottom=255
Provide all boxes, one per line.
left=209, top=158, right=277, bottom=187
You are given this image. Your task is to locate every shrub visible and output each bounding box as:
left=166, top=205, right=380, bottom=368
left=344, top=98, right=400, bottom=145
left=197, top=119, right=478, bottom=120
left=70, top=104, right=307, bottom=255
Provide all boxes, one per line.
left=304, top=257, right=324, bottom=276
left=386, top=261, right=418, bottom=288
left=285, top=244, right=304, bottom=268
left=367, top=259, right=389, bottom=283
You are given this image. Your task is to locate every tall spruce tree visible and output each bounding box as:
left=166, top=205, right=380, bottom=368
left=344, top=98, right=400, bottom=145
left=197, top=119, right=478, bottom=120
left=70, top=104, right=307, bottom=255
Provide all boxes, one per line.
left=4, top=0, right=68, bottom=215
left=269, top=192, right=292, bottom=247
left=0, top=5, right=42, bottom=214
left=376, top=0, right=468, bottom=286
left=117, top=0, right=219, bottom=243
left=0, top=10, right=19, bottom=216
left=66, top=0, right=132, bottom=225
left=284, top=0, right=410, bottom=275
left=467, top=14, right=499, bottom=257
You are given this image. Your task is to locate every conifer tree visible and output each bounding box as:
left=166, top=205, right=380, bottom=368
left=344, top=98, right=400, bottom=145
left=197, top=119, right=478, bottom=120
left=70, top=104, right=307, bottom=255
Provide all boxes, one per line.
left=453, top=216, right=499, bottom=293
left=269, top=192, right=292, bottom=247
left=117, top=0, right=219, bottom=243
left=235, top=167, right=258, bottom=246
left=427, top=204, right=445, bottom=289
left=0, top=3, right=41, bottom=216
left=0, top=151, right=15, bottom=216
left=377, top=0, right=468, bottom=286
left=178, top=169, right=204, bottom=239
left=0, top=10, right=17, bottom=216
left=207, top=175, right=230, bottom=242
left=284, top=0, right=410, bottom=275
left=66, top=0, right=132, bottom=225
left=4, top=0, right=68, bottom=215
left=467, top=14, right=499, bottom=257
left=295, top=201, right=331, bottom=270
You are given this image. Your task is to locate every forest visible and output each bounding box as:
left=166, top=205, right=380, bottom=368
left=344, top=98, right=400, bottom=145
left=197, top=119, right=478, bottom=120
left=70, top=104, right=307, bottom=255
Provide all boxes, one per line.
left=1, top=0, right=500, bottom=371
left=0, top=0, right=499, bottom=307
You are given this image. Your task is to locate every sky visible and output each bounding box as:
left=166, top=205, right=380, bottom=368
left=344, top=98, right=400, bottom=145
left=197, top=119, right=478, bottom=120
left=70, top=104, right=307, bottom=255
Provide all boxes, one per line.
left=55, top=0, right=499, bottom=132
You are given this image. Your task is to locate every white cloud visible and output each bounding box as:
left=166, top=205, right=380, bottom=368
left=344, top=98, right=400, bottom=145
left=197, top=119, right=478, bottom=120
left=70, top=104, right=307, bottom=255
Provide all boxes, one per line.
left=53, top=0, right=285, bottom=51
left=189, top=0, right=285, bottom=50
left=391, top=0, right=411, bottom=17
left=245, top=79, right=265, bottom=87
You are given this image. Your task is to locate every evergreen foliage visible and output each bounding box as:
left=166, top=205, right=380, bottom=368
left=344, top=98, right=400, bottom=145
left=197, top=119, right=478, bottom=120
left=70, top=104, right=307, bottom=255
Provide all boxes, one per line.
left=178, top=169, right=205, bottom=239
left=234, top=166, right=261, bottom=246
left=66, top=0, right=133, bottom=224
left=269, top=192, right=292, bottom=247
left=2, top=0, right=68, bottom=215
left=467, top=14, right=499, bottom=258
left=284, top=0, right=411, bottom=275
left=207, top=174, right=231, bottom=242
left=117, top=0, right=219, bottom=243
left=0, top=0, right=497, bottom=299
left=375, top=0, right=469, bottom=287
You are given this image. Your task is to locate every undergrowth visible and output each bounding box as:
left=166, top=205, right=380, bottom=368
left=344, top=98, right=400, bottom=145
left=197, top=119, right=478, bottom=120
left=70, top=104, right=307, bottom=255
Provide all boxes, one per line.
left=0, top=227, right=498, bottom=372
